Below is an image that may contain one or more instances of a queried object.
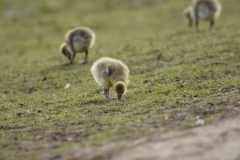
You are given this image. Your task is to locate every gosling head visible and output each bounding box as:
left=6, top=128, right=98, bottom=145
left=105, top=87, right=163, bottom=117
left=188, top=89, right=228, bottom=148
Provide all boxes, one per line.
left=114, top=81, right=127, bottom=101
left=60, top=43, right=71, bottom=60
left=184, top=6, right=193, bottom=27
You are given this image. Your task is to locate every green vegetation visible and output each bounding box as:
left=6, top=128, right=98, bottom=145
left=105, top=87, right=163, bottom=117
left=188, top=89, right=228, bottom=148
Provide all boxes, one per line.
left=0, top=0, right=240, bottom=159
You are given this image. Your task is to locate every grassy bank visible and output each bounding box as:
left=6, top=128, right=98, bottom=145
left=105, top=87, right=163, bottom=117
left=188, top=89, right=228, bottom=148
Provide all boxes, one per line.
left=0, top=0, right=240, bottom=159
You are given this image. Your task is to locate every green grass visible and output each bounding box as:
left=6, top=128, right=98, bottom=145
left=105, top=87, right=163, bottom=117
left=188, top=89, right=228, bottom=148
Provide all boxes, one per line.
left=0, top=0, right=240, bottom=159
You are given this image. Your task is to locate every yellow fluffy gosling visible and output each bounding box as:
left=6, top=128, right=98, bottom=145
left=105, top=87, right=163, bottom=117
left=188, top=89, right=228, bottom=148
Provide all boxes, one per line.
left=60, top=27, right=95, bottom=65
left=91, top=57, right=129, bottom=101
left=184, top=0, right=222, bottom=31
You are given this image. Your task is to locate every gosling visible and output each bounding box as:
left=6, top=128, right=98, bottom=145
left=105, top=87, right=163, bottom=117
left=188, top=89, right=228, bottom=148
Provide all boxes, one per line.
left=91, top=57, right=129, bottom=101
left=60, top=27, right=95, bottom=65
left=184, top=0, right=222, bottom=31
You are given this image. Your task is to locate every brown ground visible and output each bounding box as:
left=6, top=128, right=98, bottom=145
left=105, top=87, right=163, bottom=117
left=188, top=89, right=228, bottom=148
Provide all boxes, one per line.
left=45, top=114, right=240, bottom=160
left=113, top=115, right=240, bottom=160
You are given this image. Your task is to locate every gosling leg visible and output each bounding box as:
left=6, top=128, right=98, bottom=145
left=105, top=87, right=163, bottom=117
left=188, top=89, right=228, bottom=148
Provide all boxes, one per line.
left=80, top=50, right=88, bottom=64
left=210, top=19, right=214, bottom=31
left=103, top=88, right=111, bottom=100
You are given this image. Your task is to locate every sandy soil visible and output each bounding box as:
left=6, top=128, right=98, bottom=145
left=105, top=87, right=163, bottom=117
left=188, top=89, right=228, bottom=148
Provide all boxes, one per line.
left=46, top=115, right=240, bottom=160
left=113, top=115, right=240, bottom=160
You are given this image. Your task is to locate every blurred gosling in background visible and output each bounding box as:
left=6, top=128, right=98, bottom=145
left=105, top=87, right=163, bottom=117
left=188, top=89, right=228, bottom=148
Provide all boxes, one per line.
left=184, top=0, right=222, bottom=31
left=91, top=57, right=129, bottom=101
left=60, top=27, right=95, bottom=65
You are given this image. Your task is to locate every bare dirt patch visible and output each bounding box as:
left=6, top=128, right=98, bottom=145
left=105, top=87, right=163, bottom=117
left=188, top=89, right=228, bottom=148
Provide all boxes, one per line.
left=113, top=115, right=240, bottom=160
left=44, top=114, right=240, bottom=160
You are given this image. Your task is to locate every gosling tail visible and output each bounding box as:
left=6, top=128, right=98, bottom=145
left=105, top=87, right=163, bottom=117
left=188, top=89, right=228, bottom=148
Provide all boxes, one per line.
left=103, top=65, right=113, bottom=76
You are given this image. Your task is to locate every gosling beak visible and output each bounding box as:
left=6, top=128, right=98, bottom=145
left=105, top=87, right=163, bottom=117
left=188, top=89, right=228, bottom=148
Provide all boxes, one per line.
left=117, top=95, right=122, bottom=101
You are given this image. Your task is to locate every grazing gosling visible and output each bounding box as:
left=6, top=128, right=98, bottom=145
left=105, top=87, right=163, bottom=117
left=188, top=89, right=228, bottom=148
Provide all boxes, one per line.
left=91, top=57, right=129, bottom=101
left=184, top=0, right=222, bottom=31
left=60, top=27, right=95, bottom=65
